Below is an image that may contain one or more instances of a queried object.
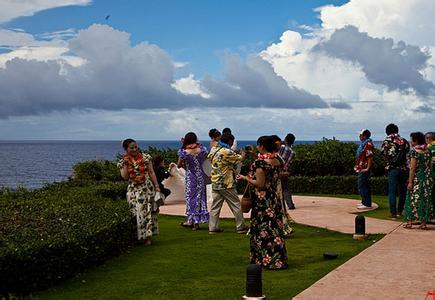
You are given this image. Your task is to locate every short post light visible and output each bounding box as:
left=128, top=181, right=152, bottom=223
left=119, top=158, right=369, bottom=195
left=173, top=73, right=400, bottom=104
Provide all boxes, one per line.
left=242, top=264, right=265, bottom=299
left=353, top=215, right=367, bottom=240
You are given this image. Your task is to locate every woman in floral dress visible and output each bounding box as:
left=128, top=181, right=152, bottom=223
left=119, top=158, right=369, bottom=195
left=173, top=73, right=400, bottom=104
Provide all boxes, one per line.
left=118, top=138, right=160, bottom=245
left=177, top=132, right=209, bottom=230
left=404, top=132, right=433, bottom=229
left=237, top=136, right=288, bottom=270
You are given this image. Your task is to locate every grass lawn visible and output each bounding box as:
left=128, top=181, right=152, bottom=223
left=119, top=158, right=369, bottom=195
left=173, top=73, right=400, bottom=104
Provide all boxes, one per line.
left=296, top=194, right=396, bottom=221
left=35, top=215, right=382, bottom=300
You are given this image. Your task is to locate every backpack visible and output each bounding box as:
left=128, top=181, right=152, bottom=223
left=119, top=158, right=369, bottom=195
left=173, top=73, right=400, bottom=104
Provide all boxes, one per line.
left=390, top=140, right=408, bottom=168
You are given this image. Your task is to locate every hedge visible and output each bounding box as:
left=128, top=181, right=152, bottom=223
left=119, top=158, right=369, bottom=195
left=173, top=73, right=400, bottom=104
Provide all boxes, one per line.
left=288, top=176, right=388, bottom=195
left=0, top=182, right=135, bottom=295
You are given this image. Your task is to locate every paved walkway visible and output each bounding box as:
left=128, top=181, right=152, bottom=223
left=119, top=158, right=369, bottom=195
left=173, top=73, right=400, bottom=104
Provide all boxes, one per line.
left=159, top=196, right=435, bottom=299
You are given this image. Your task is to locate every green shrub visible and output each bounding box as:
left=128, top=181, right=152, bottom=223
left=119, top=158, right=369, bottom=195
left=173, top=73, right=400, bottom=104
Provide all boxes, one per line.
left=287, top=176, right=388, bottom=195
left=291, top=139, right=385, bottom=177
left=73, top=160, right=121, bottom=182
left=0, top=183, right=135, bottom=295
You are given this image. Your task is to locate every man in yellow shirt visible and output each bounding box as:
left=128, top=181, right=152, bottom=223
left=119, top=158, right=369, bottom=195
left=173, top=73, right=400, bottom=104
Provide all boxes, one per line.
left=208, top=132, right=247, bottom=234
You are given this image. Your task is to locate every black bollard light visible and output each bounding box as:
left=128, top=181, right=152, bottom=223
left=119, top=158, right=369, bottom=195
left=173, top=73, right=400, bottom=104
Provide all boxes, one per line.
left=353, top=215, right=367, bottom=240
left=242, top=264, right=265, bottom=299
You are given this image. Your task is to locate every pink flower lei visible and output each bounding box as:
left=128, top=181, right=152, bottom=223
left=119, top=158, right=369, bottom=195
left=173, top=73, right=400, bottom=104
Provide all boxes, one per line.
left=258, top=152, right=276, bottom=160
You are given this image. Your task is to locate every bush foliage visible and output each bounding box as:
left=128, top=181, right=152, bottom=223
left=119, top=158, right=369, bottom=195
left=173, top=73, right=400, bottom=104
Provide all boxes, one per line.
left=289, top=176, right=388, bottom=195
left=0, top=182, right=135, bottom=295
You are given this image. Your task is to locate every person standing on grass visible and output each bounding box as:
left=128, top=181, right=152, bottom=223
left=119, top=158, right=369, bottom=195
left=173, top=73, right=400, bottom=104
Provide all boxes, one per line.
left=177, top=132, right=209, bottom=231
left=279, top=133, right=296, bottom=210
left=354, top=129, right=374, bottom=209
left=118, top=138, right=160, bottom=246
left=381, top=124, right=410, bottom=219
left=426, top=132, right=435, bottom=218
left=237, top=136, right=288, bottom=270
left=403, top=132, right=433, bottom=229
left=208, top=132, right=248, bottom=234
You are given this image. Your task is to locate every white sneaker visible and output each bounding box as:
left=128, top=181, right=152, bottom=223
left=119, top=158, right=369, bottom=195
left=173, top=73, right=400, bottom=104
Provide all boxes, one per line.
left=357, top=204, right=371, bottom=209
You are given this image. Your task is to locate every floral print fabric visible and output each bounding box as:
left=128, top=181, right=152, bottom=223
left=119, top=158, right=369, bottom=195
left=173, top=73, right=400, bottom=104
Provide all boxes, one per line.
left=381, top=134, right=410, bottom=170
left=208, top=146, right=243, bottom=190
left=354, top=140, right=374, bottom=172
left=404, top=148, right=433, bottom=222
left=118, top=153, right=158, bottom=240
left=249, top=158, right=288, bottom=270
left=178, top=145, right=209, bottom=224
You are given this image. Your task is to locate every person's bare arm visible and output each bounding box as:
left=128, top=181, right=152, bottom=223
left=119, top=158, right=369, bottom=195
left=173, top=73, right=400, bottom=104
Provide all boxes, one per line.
left=120, top=165, right=129, bottom=180
left=237, top=168, right=266, bottom=189
left=361, top=156, right=373, bottom=173
left=147, top=161, right=160, bottom=192
left=407, top=157, right=417, bottom=191
left=177, top=157, right=185, bottom=169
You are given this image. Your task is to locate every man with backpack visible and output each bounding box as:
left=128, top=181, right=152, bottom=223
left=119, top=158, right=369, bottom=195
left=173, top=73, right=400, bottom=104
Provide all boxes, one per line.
left=381, top=124, right=410, bottom=219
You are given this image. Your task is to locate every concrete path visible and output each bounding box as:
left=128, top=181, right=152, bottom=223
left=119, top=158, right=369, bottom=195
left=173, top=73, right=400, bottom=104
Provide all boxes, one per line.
left=159, top=195, right=399, bottom=234
left=160, top=195, right=435, bottom=299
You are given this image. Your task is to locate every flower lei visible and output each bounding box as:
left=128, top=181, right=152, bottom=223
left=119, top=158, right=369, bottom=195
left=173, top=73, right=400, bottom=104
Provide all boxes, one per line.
left=356, top=138, right=372, bottom=157
left=185, top=143, right=200, bottom=149
left=414, top=144, right=427, bottom=150
left=218, top=141, right=230, bottom=149
left=123, top=153, right=146, bottom=183
left=258, top=152, right=276, bottom=160
left=386, top=133, right=400, bottom=140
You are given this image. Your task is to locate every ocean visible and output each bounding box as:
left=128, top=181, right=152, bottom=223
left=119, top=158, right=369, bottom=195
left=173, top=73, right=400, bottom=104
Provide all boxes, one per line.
left=0, top=140, right=380, bottom=189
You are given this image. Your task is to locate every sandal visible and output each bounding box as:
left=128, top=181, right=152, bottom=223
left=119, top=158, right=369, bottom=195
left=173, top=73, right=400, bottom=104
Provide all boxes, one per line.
left=403, top=223, right=413, bottom=229
left=419, top=223, right=428, bottom=230
left=180, top=221, right=193, bottom=228
left=192, top=224, right=200, bottom=231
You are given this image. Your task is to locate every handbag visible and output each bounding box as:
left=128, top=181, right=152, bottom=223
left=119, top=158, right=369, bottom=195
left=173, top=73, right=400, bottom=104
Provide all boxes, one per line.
left=240, top=183, right=252, bottom=213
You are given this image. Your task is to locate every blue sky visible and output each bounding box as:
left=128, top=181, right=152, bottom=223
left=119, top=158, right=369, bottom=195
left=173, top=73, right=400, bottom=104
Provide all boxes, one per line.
left=5, top=0, right=347, bottom=77
left=0, top=0, right=433, bottom=140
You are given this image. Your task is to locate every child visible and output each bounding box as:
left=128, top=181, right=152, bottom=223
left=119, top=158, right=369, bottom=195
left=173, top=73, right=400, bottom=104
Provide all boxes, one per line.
left=153, top=156, right=171, bottom=200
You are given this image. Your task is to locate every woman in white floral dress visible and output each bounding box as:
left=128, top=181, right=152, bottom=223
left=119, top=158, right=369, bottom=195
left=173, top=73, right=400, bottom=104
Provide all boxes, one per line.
left=118, top=139, right=160, bottom=245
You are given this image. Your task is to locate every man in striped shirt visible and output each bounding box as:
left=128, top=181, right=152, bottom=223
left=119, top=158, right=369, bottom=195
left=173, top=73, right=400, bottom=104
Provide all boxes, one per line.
left=279, top=133, right=296, bottom=210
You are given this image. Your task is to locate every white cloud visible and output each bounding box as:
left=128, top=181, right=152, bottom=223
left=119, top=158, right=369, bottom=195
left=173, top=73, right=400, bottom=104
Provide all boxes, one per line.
left=172, top=74, right=211, bottom=99
left=0, top=0, right=91, bottom=23
left=0, top=46, right=85, bottom=68
left=0, top=24, right=329, bottom=118
left=318, top=0, right=435, bottom=47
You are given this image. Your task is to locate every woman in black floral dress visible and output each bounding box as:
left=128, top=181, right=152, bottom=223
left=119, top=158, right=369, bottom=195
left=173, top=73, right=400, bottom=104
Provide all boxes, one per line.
left=237, top=136, right=288, bottom=270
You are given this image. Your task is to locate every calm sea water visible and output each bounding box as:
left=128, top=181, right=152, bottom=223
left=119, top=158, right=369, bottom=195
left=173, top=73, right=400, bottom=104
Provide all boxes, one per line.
left=0, top=140, right=380, bottom=189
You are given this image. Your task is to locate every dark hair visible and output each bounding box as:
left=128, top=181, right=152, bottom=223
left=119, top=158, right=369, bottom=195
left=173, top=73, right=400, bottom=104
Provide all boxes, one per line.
left=220, top=132, right=234, bottom=144
left=182, top=132, right=198, bottom=149
left=153, top=155, right=164, bottom=169
left=209, top=128, right=221, bottom=139
left=270, top=135, right=281, bottom=151
left=256, top=135, right=276, bottom=153
left=425, top=132, right=435, bottom=141
left=361, top=129, right=371, bottom=139
left=285, top=133, right=295, bottom=145
left=410, top=132, right=426, bottom=145
left=222, top=128, right=232, bottom=134
left=122, top=138, right=136, bottom=150
left=385, top=123, right=399, bottom=135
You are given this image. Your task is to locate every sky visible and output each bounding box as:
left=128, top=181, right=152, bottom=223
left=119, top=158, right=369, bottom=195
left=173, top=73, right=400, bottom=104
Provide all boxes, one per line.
left=0, top=0, right=433, bottom=141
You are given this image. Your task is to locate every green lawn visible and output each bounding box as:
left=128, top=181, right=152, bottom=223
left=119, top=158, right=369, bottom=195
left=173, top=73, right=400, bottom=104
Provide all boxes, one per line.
left=35, top=215, right=382, bottom=300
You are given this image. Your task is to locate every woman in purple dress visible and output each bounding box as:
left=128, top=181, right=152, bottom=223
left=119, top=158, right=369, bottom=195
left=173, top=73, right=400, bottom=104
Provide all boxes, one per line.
left=177, top=132, right=209, bottom=230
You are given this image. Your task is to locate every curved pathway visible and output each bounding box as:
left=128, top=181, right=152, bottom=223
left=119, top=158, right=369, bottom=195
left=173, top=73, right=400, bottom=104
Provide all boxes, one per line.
left=160, top=195, right=435, bottom=299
